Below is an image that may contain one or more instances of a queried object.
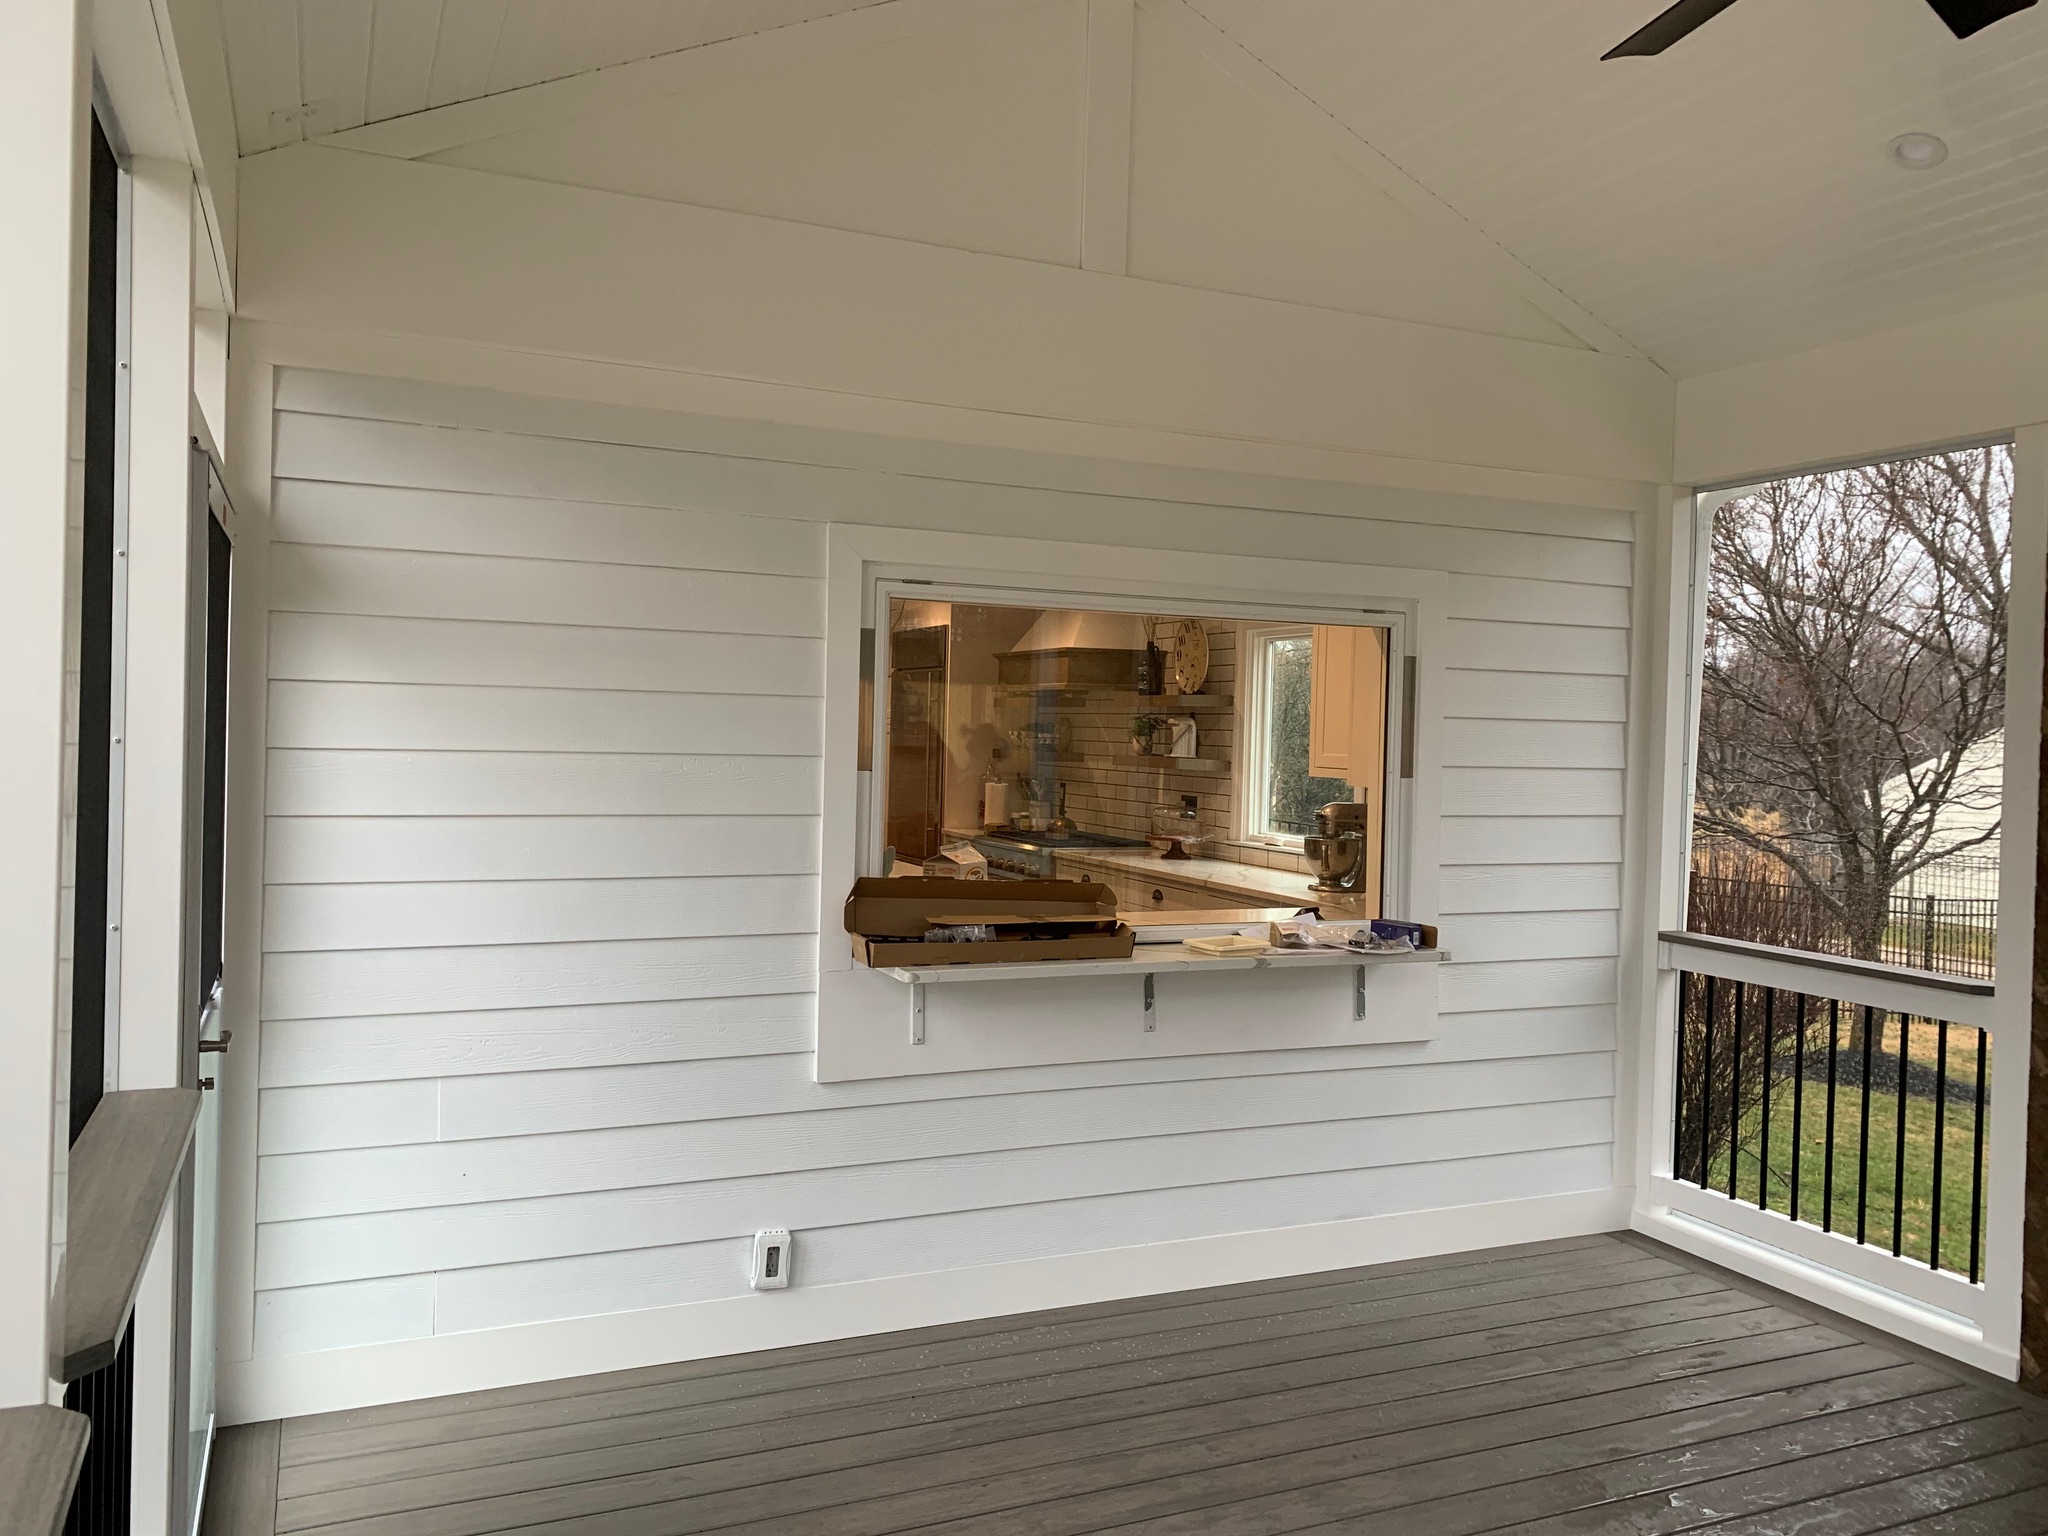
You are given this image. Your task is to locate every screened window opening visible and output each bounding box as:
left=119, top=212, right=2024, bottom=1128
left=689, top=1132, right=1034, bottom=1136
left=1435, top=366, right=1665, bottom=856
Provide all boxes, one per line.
left=1668, top=443, right=2011, bottom=1280
left=1687, top=445, right=2011, bottom=982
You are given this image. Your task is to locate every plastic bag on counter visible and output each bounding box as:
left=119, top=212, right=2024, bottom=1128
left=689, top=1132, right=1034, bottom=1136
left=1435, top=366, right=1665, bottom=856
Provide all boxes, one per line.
left=1269, top=918, right=1420, bottom=953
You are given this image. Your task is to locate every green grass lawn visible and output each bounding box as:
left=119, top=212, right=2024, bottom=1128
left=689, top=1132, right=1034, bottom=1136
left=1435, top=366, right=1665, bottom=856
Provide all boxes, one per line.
left=1691, top=1018, right=1989, bottom=1279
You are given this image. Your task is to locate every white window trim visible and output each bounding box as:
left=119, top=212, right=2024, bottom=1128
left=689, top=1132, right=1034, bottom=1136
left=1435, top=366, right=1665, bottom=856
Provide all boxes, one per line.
left=1627, top=431, right=2047, bottom=1380
left=819, top=524, right=1446, bottom=1080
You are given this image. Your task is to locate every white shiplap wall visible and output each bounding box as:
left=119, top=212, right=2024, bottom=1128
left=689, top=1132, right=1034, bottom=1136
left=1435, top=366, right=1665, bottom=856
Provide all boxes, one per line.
left=250, top=369, right=1627, bottom=1360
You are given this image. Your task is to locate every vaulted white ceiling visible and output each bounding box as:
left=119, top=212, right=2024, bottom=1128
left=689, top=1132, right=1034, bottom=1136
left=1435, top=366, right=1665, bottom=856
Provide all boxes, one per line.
left=220, top=0, right=2048, bottom=376
left=215, top=0, right=886, bottom=147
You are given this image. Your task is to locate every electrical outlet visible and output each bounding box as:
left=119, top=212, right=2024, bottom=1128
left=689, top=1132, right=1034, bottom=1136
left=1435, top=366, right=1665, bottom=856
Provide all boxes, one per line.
left=750, top=1229, right=792, bottom=1290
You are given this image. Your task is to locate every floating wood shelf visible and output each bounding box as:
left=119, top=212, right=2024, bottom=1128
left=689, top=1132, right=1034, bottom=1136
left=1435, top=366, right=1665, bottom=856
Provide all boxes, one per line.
left=1111, top=754, right=1228, bottom=773
left=62, top=1087, right=201, bottom=1381
left=996, top=686, right=1233, bottom=711
left=0, top=1405, right=90, bottom=1536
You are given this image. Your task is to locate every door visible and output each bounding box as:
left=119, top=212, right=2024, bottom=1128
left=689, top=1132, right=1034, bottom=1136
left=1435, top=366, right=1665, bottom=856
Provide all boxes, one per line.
left=178, top=453, right=233, bottom=1534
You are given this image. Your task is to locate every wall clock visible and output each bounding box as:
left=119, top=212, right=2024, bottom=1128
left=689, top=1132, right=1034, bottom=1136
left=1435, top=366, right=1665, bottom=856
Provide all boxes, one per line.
left=1169, top=618, right=1209, bottom=694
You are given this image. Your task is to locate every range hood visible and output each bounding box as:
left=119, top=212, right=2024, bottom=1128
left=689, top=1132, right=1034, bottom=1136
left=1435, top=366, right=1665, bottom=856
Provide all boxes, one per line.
left=1007, top=610, right=1149, bottom=653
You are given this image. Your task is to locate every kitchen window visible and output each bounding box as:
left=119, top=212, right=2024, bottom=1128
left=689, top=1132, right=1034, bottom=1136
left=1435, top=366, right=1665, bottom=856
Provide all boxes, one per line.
left=869, top=587, right=1397, bottom=915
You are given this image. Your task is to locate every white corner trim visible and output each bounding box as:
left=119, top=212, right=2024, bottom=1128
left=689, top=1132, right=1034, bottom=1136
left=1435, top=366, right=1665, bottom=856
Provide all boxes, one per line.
left=1634, top=1205, right=2015, bottom=1379
left=216, top=1185, right=1631, bottom=1425
left=1137, top=0, right=1647, bottom=364
left=316, top=0, right=1049, bottom=161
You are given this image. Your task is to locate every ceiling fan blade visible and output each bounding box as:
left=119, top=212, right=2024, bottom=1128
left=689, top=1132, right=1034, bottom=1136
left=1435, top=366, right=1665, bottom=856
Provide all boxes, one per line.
left=1602, top=0, right=1743, bottom=58
left=1924, top=0, right=2037, bottom=37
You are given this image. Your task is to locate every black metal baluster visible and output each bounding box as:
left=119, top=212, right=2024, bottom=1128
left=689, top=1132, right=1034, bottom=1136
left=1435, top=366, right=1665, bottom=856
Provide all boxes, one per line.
left=1791, top=993, right=1806, bottom=1224
left=1969, top=1029, right=1987, bottom=1284
left=1759, top=987, right=1775, bottom=1212
left=1857, top=1005, right=1876, bottom=1246
left=1672, top=972, right=1688, bottom=1182
left=1822, top=998, right=1839, bottom=1233
left=1892, top=1014, right=1910, bottom=1256
left=1700, top=974, right=1716, bottom=1188
left=1930, top=1018, right=1949, bottom=1271
left=1729, top=980, right=1745, bottom=1200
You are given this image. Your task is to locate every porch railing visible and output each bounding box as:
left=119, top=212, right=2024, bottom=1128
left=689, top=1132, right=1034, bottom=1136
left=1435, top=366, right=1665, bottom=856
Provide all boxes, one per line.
left=1660, top=931, right=1995, bottom=1290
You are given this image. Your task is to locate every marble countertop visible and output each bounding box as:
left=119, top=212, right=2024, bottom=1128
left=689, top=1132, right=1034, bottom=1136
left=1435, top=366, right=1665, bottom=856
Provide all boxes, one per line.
left=1053, top=845, right=1319, bottom=906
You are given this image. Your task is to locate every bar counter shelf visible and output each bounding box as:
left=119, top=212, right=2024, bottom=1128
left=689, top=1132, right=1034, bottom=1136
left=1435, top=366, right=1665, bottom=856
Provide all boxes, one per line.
left=845, top=878, right=1442, bottom=1047
left=876, top=943, right=1443, bottom=985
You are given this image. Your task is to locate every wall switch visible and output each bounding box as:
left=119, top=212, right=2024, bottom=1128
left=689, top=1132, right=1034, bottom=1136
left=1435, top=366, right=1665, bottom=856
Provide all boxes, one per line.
left=750, top=1229, right=792, bottom=1290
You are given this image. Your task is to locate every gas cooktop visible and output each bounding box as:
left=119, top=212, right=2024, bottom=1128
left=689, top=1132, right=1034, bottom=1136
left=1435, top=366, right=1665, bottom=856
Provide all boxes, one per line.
left=977, top=828, right=1147, bottom=851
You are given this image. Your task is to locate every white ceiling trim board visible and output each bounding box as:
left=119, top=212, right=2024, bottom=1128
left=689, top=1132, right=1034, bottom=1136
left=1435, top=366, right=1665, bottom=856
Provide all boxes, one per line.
left=314, top=0, right=1045, bottom=162
left=1080, top=0, right=1134, bottom=275
left=1138, top=0, right=1646, bottom=364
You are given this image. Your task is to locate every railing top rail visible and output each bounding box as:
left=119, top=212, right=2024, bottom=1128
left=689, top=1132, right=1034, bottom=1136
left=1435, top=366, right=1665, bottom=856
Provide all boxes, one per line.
left=1659, top=929, right=1995, bottom=1002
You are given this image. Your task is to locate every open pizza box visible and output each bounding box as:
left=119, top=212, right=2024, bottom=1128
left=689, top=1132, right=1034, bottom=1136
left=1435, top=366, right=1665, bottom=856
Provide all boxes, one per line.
left=845, top=878, right=1135, bottom=967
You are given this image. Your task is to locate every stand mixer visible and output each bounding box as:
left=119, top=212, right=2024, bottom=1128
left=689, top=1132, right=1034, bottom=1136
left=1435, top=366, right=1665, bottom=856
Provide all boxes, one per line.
left=1305, top=800, right=1371, bottom=900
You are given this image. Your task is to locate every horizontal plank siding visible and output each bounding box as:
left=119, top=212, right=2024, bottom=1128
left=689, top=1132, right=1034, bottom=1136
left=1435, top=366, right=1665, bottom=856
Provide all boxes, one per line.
left=268, top=612, right=825, bottom=694
left=248, top=372, right=1631, bottom=1373
left=257, top=1001, right=1613, bottom=1090
left=254, top=1101, right=1616, bottom=1288
left=265, top=751, right=822, bottom=817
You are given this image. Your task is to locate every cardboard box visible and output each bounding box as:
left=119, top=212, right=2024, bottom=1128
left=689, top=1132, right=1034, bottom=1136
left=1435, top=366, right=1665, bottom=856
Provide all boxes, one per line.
left=845, top=878, right=1135, bottom=967
left=919, top=842, right=988, bottom=879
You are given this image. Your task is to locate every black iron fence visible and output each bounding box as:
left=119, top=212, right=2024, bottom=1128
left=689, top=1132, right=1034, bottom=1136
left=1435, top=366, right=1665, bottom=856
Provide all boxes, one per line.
left=1672, top=970, right=1989, bottom=1280
left=1687, top=872, right=1996, bottom=980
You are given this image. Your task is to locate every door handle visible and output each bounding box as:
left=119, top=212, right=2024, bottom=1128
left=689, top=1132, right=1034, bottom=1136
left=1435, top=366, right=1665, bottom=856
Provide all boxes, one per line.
left=199, top=1029, right=232, bottom=1054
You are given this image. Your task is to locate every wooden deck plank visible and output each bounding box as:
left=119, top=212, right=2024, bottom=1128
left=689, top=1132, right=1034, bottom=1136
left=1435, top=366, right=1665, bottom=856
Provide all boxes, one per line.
left=1375, top=1385, right=2013, bottom=1535
left=467, top=1337, right=1888, bottom=1536
left=280, top=1247, right=1691, bottom=1478
left=277, top=1289, right=1774, bottom=1525
left=1479, top=1405, right=2045, bottom=1534
left=1680, top=1430, right=2048, bottom=1533
left=244, top=1237, right=2048, bottom=1536
left=279, top=1267, right=1732, bottom=1504
left=280, top=1305, right=1812, bottom=1535
left=280, top=1233, right=1627, bottom=1447
left=199, top=1422, right=283, bottom=1536
left=1885, top=1483, right=2048, bottom=1534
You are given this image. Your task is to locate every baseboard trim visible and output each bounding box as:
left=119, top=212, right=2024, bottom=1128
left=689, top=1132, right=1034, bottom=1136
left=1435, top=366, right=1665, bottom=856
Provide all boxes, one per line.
left=1632, top=1204, right=2016, bottom=1379
left=218, top=1185, right=1632, bottom=1424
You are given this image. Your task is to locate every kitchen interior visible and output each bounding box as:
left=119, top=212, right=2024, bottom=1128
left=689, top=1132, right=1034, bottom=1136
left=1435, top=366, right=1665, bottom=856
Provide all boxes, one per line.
left=882, top=597, right=1390, bottom=924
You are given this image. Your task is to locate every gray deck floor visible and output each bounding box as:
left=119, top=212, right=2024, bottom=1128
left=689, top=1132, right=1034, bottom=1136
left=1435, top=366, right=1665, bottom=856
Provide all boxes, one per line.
left=204, top=1233, right=2048, bottom=1535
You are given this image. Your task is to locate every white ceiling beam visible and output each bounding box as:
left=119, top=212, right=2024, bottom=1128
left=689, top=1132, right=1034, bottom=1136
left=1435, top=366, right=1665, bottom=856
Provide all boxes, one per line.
left=1139, top=0, right=1649, bottom=363
left=1080, top=0, right=1133, bottom=276
left=318, top=0, right=1047, bottom=161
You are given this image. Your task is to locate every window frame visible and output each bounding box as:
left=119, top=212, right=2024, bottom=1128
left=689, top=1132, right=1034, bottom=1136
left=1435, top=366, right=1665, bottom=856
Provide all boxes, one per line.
left=820, top=523, right=1445, bottom=1080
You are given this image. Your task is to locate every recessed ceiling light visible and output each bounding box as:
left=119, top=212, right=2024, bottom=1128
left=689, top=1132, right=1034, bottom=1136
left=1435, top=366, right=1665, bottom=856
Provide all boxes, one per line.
left=1888, top=132, right=1949, bottom=170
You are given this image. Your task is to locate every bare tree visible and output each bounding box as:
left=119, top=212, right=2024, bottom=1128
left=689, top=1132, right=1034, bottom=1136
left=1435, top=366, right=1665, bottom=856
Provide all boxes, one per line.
left=1693, top=448, right=2009, bottom=962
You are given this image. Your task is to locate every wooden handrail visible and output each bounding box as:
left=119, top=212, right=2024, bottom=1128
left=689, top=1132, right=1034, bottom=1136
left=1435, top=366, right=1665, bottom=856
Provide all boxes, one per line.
left=0, top=1405, right=90, bottom=1536
left=1658, top=929, right=1995, bottom=998
left=60, top=1088, right=201, bottom=1381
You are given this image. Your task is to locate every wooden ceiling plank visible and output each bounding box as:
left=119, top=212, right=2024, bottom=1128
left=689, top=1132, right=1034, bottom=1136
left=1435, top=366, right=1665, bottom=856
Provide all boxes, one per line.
left=322, top=0, right=1040, bottom=160
left=364, top=0, right=443, bottom=127
left=424, top=0, right=508, bottom=110
left=1138, top=0, right=1650, bottom=362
